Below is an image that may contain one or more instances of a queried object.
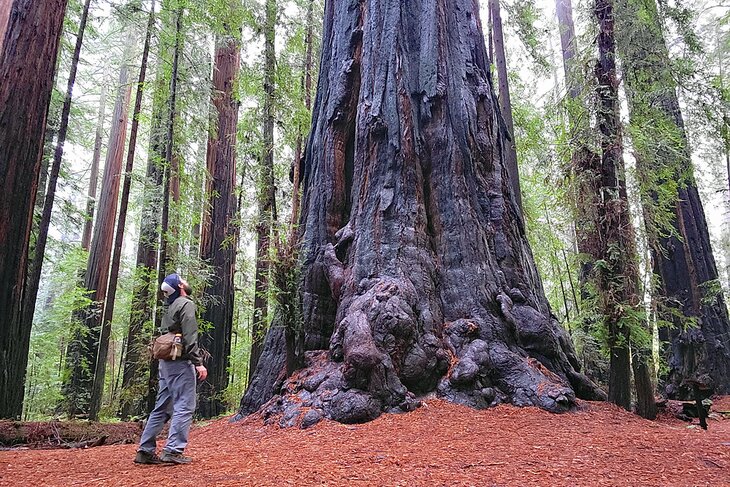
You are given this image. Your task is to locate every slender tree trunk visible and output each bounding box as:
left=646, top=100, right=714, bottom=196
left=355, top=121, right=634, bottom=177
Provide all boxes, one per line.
left=0, top=0, right=69, bottom=420
left=82, top=85, right=108, bottom=251
left=239, top=0, right=604, bottom=425
left=90, top=4, right=155, bottom=421
left=0, top=1, right=10, bottom=52
left=64, top=53, right=133, bottom=418
left=555, top=0, right=601, bottom=298
left=616, top=0, right=730, bottom=399
left=22, top=0, right=94, bottom=396
left=120, top=43, right=169, bottom=420
left=489, top=0, right=522, bottom=214
left=249, top=0, right=277, bottom=376
left=198, top=24, right=242, bottom=419
left=157, top=5, right=183, bottom=283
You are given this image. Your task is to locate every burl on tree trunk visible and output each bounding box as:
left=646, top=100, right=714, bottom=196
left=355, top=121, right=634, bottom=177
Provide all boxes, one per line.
left=239, top=0, right=604, bottom=427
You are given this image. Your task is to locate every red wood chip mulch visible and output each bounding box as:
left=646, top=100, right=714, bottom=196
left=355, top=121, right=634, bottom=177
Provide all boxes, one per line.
left=1, top=397, right=728, bottom=486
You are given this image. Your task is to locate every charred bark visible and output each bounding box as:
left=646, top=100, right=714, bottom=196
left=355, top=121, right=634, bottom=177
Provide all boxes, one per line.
left=616, top=0, right=730, bottom=399
left=240, top=0, right=603, bottom=426
left=198, top=30, right=241, bottom=419
left=0, top=0, right=69, bottom=419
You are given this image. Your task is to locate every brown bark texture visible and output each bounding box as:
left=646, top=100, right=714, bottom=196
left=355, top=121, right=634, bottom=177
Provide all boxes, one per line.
left=22, top=0, right=93, bottom=416
left=198, top=34, right=241, bottom=419
left=64, top=62, right=133, bottom=417
left=0, top=0, right=69, bottom=419
left=239, top=0, right=603, bottom=427
left=82, top=85, right=108, bottom=251
left=616, top=0, right=730, bottom=399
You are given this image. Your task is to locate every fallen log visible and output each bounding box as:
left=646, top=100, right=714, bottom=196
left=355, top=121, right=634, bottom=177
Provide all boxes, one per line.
left=0, top=421, right=141, bottom=448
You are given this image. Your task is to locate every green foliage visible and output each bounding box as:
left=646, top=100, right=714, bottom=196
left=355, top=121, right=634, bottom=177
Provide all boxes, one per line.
left=24, top=247, right=91, bottom=420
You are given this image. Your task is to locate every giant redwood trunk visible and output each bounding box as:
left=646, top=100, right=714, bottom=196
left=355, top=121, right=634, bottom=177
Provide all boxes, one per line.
left=198, top=31, right=241, bottom=418
left=239, top=0, right=603, bottom=427
left=616, top=0, right=730, bottom=399
left=0, top=0, right=69, bottom=419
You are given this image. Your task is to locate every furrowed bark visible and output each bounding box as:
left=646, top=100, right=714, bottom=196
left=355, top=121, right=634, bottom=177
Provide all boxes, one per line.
left=64, top=52, right=133, bottom=418
left=0, top=0, right=69, bottom=420
left=240, top=0, right=603, bottom=426
left=198, top=27, right=241, bottom=419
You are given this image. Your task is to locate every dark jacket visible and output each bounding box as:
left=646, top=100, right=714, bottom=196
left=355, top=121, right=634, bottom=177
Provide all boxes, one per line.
left=161, top=296, right=203, bottom=366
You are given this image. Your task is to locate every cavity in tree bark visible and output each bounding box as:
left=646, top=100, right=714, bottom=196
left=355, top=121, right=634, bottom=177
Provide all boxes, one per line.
left=239, top=0, right=603, bottom=427
left=0, top=0, right=69, bottom=420
left=616, top=0, right=730, bottom=399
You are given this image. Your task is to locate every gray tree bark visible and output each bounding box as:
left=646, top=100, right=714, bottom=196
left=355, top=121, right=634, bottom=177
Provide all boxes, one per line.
left=239, top=0, right=603, bottom=427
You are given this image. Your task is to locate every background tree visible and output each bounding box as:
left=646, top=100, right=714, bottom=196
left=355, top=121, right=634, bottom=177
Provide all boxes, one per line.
left=616, top=0, right=730, bottom=399
left=197, top=1, right=243, bottom=419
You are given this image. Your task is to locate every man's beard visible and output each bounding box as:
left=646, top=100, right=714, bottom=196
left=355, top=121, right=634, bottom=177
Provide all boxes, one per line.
left=183, top=283, right=193, bottom=295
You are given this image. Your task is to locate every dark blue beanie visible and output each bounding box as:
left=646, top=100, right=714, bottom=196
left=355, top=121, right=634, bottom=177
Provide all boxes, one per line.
left=162, top=273, right=182, bottom=305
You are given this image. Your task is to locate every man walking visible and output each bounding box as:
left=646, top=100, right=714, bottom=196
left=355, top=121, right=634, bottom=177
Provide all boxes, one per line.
left=134, top=273, right=207, bottom=465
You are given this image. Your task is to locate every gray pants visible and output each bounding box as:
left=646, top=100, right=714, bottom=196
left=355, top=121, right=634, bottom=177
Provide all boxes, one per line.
left=138, top=359, right=196, bottom=454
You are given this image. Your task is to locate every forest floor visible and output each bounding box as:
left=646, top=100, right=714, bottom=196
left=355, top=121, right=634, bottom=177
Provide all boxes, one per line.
left=0, top=397, right=729, bottom=487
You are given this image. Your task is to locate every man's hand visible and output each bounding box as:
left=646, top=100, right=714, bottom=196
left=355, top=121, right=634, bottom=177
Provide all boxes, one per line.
left=195, top=365, right=208, bottom=381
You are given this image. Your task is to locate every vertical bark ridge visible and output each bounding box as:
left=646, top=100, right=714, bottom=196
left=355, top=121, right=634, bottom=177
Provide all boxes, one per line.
left=240, top=0, right=603, bottom=426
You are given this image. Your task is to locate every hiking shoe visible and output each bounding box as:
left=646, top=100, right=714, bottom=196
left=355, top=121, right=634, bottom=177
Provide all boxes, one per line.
left=134, top=451, right=163, bottom=465
left=160, top=451, right=192, bottom=464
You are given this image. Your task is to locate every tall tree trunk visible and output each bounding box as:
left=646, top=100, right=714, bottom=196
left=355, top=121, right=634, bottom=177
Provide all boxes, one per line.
left=22, top=0, right=94, bottom=400
left=489, top=0, right=523, bottom=214
left=0, top=1, right=11, bottom=52
left=289, top=0, right=316, bottom=239
left=249, top=0, right=277, bottom=376
left=594, top=0, right=655, bottom=417
left=0, top=0, right=69, bottom=420
left=555, top=0, right=601, bottom=297
left=157, top=5, right=183, bottom=283
left=616, top=0, right=730, bottom=399
left=120, top=33, right=170, bottom=420
left=239, top=0, right=604, bottom=426
left=198, top=25, right=242, bottom=419
left=64, top=55, right=134, bottom=418
left=90, top=4, right=155, bottom=421
left=82, top=85, right=108, bottom=251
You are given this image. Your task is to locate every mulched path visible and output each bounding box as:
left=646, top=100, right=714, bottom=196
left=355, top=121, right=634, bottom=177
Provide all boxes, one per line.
left=1, top=398, right=728, bottom=486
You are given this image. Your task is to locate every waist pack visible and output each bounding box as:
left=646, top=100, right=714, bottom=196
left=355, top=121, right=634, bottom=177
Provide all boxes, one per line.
left=152, top=332, right=184, bottom=360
